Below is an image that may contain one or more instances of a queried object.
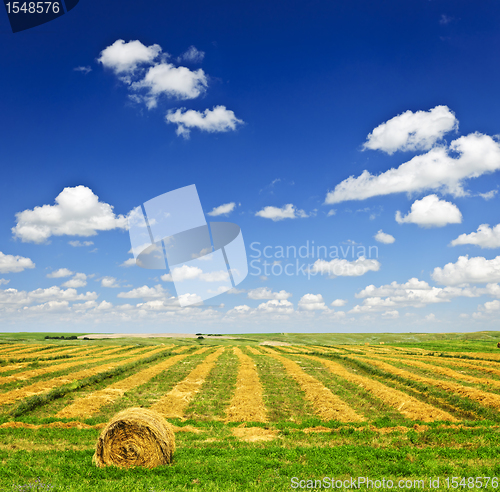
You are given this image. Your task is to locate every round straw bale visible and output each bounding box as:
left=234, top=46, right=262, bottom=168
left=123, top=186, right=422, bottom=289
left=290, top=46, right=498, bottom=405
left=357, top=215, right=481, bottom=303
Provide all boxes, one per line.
left=93, top=407, right=175, bottom=468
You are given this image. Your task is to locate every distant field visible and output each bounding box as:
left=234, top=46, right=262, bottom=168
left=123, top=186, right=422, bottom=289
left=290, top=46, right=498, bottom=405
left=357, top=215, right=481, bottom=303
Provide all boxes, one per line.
left=1, top=332, right=500, bottom=491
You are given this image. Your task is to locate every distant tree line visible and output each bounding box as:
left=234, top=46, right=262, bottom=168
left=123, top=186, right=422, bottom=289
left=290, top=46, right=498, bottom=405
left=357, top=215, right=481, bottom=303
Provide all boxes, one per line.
left=44, top=335, right=78, bottom=340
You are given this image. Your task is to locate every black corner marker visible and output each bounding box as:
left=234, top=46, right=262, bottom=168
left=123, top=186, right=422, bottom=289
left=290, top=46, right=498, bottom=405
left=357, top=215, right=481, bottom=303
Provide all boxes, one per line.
left=3, top=0, right=79, bottom=33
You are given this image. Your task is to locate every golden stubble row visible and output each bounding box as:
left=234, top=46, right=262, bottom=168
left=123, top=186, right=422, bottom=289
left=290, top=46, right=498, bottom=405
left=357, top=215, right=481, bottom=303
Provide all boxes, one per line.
left=225, top=347, right=267, bottom=422
left=0, top=346, right=171, bottom=405
left=299, top=355, right=456, bottom=422
left=151, top=347, right=223, bottom=419
left=355, top=357, right=500, bottom=411
left=0, top=345, right=163, bottom=386
left=57, top=347, right=209, bottom=419
left=260, top=347, right=364, bottom=422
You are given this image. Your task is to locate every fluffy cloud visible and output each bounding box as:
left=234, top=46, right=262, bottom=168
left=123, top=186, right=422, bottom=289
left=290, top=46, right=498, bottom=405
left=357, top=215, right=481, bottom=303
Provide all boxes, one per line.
left=98, top=39, right=161, bottom=74
left=101, top=277, right=120, bottom=288
left=0, top=279, right=10, bottom=285
left=99, top=40, right=207, bottom=108
left=374, top=230, right=395, bottom=244
left=46, top=268, right=74, bottom=278
left=331, top=299, right=347, bottom=307
left=73, top=66, right=92, bottom=74
left=133, top=63, right=207, bottom=107
left=349, top=277, right=486, bottom=314
left=298, top=294, right=328, bottom=311
left=0, top=252, right=35, bottom=274
left=0, top=286, right=97, bottom=308
left=12, top=186, right=127, bottom=244
left=62, top=273, right=87, bottom=288
left=120, top=258, right=136, bottom=267
left=68, top=240, right=94, bottom=247
left=247, top=287, right=292, bottom=300
left=325, top=132, right=500, bottom=204
left=451, top=224, right=500, bottom=249
left=177, top=46, right=205, bottom=63
left=255, top=204, right=307, bottom=221
left=310, top=257, right=381, bottom=278
left=226, top=304, right=252, bottom=316
left=362, top=105, right=458, bottom=155
left=257, top=299, right=294, bottom=314
left=117, top=284, right=167, bottom=299
left=432, top=255, right=500, bottom=285
left=478, top=190, right=498, bottom=200
left=163, top=265, right=229, bottom=283
left=207, top=202, right=236, bottom=216
left=396, top=195, right=462, bottom=228
left=166, top=106, right=243, bottom=138
left=382, top=310, right=399, bottom=319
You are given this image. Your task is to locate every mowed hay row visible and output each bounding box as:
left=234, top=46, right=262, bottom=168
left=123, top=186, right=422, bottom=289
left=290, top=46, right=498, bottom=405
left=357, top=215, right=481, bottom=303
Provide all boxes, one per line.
left=357, top=357, right=500, bottom=412
left=0, top=344, right=28, bottom=354
left=0, top=345, right=47, bottom=357
left=225, top=347, right=267, bottom=423
left=260, top=347, right=364, bottom=422
left=308, top=346, right=344, bottom=354
left=0, top=346, right=171, bottom=406
left=358, top=355, right=500, bottom=389
left=150, top=347, right=223, bottom=419
left=0, top=345, right=160, bottom=386
left=0, top=344, right=98, bottom=361
left=0, top=363, right=29, bottom=374
left=246, top=346, right=263, bottom=355
left=301, top=355, right=456, bottom=422
left=56, top=347, right=199, bottom=418
left=405, top=355, right=500, bottom=379
left=171, top=346, right=191, bottom=354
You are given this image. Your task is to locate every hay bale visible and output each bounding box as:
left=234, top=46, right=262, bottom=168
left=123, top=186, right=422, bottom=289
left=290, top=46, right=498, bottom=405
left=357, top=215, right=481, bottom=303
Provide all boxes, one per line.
left=93, top=407, right=175, bottom=468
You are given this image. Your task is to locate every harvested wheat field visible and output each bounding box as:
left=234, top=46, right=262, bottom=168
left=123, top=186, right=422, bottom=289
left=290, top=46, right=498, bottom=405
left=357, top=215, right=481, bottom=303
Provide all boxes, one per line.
left=3, top=333, right=500, bottom=491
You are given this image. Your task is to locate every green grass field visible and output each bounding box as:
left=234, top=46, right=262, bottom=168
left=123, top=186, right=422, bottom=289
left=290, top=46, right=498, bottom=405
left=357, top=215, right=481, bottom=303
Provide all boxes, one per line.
left=1, top=331, right=500, bottom=491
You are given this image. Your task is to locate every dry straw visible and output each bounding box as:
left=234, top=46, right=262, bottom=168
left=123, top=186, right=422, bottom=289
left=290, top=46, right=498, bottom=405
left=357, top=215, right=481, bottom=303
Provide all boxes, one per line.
left=93, top=407, right=175, bottom=469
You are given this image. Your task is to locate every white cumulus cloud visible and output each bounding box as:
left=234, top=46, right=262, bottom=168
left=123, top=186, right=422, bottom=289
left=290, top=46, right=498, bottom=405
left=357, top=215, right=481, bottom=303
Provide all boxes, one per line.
left=298, top=294, right=328, bottom=311
left=396, top=195, right=462, bottom=228
left=12, top=186, right=127, bottom=244
left=98, top=39, right=161, bottom=74
left=451, top=224, right=500, bottom=249
left=46, top=268, right=73, bottom=278
left=68, top=240, right=94, bottom=247
left=166, top=106, right=243, bottom=138
left=101, top=277, right=120, bottom=288
left=331, top=299, right=348, bottom=307
left=255, top=204, right=307, bottom=221
left=207, top=202, right=236, bottom=216
left=133, top=63, right=207, bottom=107
left=362, top=105, right=458, bottom=155
left=325, top=132, right=500, bottom=204
left=177, top=46, right=205, bottom=63
left=117, top=284, right=167, bottom=299
left=432, top=255, right=500, bottom=285
left=247, top=287, right=292, bottom=300
left=310, top=257, right=381, bottom=278
left=62, top=273, right=87, bottom=288
left=374, top=230, right=395, bottom=244
left=257, top=299, right=294, bottom=314
left=0, top=252, right=35, bottom=274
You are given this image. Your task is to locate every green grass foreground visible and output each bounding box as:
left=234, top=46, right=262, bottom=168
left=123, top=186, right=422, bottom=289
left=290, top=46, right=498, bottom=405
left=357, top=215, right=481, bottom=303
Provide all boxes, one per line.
left=2, top=423, right=500, bottom=491
left=1, top=331, right=500, bottom=491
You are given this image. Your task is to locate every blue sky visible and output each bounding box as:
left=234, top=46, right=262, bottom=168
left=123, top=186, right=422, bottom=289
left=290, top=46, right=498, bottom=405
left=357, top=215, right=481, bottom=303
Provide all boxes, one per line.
left=1, top=0, right=500, bottom=333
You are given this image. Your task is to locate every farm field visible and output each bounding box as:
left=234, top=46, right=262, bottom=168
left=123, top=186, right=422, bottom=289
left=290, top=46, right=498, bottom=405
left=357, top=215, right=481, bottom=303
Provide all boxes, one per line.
left=1, top=332, right=500, bottom=491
